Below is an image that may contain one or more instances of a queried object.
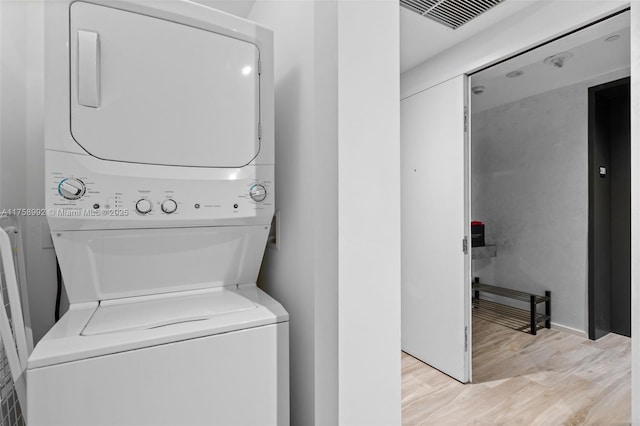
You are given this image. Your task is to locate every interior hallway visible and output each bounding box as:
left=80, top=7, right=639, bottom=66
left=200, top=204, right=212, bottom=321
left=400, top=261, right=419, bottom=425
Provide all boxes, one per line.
left=402, top=318, right=631, bottom=425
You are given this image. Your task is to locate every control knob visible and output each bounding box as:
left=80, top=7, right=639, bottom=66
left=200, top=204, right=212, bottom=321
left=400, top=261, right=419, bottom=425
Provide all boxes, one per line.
left=135, top=199, right=153, bottom=214
left=161, top=199, right=178, bottom=214
left=58, top=178, right=86, bottom=200
left=249, top=184, right=267, bottom=202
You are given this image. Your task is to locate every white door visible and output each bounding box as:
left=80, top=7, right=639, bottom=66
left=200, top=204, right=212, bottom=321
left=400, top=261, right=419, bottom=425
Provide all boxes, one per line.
left=401, top=75, right=471, bottom=383
left=69, top=2, right=260, bottom=168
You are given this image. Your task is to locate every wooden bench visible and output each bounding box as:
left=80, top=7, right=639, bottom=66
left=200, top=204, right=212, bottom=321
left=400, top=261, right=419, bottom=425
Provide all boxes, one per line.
left=472, top=277, right=551, bottom=335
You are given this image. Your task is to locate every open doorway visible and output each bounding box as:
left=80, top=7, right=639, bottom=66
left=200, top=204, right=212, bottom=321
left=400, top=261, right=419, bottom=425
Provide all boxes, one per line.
left=400, top=5, right=636, bottom=423
left=466, top=8, right=631, bottom=419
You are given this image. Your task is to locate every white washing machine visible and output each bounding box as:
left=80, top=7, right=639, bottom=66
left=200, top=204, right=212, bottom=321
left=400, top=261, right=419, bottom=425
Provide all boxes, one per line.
left=27, top=1, right=288, bottom=425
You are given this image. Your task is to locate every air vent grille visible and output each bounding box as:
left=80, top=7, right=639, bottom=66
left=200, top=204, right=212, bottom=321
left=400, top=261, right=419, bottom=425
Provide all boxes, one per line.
left=401, top=0, right=506, bottom=29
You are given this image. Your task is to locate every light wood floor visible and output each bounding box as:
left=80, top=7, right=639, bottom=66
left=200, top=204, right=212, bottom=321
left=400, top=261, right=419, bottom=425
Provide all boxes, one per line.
left=402, top=317, right=631, bottom=425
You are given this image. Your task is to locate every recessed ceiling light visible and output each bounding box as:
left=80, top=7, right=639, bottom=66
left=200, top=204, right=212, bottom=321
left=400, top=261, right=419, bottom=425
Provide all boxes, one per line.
left=544, top=52, right=573, bottom=68
left=506, top=70, right=524, bottom=78
left=471, top=86, right=485, bottom=95
left=605, top=34, right=621, bottom=42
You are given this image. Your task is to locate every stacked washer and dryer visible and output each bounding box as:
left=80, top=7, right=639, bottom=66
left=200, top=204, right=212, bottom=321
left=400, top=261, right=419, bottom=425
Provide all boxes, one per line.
left=26, top=1, right=289, bottom=424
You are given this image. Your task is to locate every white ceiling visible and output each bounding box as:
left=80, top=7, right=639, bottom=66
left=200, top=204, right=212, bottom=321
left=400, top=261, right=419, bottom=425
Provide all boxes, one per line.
left=470, top=11, right=630, bottom=112
left=193, top=0, right=542, bottom=74
left=400, top=0, right=542, bottom=73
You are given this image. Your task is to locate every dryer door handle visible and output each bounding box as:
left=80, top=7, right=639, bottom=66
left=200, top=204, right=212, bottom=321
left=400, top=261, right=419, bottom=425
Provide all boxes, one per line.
left=78, top=30, right=100, bottom=108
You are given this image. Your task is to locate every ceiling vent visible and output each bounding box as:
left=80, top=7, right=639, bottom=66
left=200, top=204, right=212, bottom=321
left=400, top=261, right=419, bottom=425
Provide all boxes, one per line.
left=401, top=0, right=506, bottom=29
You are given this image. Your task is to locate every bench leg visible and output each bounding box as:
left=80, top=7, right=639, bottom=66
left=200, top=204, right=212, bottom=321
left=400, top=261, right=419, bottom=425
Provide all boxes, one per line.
left=530, top=295, right=536, bottom=335
left=545, top=291, right=551, bottom=329
left=473, top=277, right=480, bottom=308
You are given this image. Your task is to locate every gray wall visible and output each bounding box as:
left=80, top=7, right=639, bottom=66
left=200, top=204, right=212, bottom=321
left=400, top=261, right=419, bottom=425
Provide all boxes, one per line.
left=472, top=69, right=629, bottom=333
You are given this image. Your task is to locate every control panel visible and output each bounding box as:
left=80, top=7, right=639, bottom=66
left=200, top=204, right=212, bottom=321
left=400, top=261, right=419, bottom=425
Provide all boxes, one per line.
left=46, top=151, right=274, bottom=230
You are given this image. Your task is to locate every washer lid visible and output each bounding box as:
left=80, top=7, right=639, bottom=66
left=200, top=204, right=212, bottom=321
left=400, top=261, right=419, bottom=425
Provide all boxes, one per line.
left=28, top=285, right=289, bottom=369
left=82, top=289, right=257, bottom=336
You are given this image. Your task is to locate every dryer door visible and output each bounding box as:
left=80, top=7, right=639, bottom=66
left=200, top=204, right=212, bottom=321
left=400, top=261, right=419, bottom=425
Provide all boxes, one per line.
left=69, top=2, right=260, bottom=168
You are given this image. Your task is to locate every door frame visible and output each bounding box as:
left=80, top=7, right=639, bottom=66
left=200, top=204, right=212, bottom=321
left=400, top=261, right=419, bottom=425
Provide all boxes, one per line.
left=588, top=76, right=632, bottom=340
left=465, top=7, right=631, bottom=353
left=464, top=75, right=472, bottom=382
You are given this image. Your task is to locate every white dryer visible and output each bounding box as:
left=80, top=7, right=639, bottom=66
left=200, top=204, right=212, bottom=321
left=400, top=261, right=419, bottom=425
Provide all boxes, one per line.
left=28, top=1, right=288, bottom=425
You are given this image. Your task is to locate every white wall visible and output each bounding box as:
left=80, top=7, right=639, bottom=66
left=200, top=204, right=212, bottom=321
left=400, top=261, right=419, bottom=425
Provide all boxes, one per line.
left=1, top=1, right=27, bottom=213
left=472, top=69, right=629, bottom=334
left=312, top=3, right=340, bottom=424
left=337, top=1, right=400, bottom=425
left=191, top=0, right=255, bottom=18
left=630, top=4, right=639, bottom=425
left=1, top=0, right=55, bottom=344
left=249, top=2, right=333, bottom=423
left=24, top=0, right=58, bottom=344
left=250, top=1, right=400, bottom=424
left=250, top=1, right=341, bottom=424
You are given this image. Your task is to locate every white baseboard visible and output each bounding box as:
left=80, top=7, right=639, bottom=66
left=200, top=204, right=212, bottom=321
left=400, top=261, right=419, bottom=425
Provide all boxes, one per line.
left=550, top=322, right=588, bottom=339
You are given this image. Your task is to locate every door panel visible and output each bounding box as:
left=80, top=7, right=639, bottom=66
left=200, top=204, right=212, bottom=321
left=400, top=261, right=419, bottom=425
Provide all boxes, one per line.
left=70, top=2, right=260, bottom=168
left=401, top=76, right=470, bottom=382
